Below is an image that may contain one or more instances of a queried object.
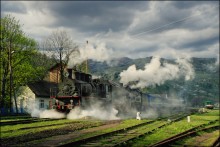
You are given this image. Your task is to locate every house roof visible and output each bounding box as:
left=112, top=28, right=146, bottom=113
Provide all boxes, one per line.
left=50, top=63, right=66, bottom=71
left=28, top=80, right=58, bottom=98
left=50, top=63, right=60, bottom=71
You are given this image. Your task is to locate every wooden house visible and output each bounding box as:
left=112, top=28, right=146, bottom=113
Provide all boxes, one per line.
left=14, top=63, right=64, bottom=114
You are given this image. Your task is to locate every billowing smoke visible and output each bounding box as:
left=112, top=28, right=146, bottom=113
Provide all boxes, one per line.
left=111, top=87, right=140, bottom=119
left=120, top=56, right=195, bottom=89
left=27, top=100, right=41, bottom=117
left=140, top=108, right=159, bottom=119
left=67, top=101, right=119, bottom=120
left=67, top=42, right=113, bottom=68
left=39, top=109, right=65, bottom=118
left=27, top=100, right=65, bottom=119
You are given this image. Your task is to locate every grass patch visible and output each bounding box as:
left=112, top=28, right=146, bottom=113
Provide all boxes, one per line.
left=61, top=119, right=152, bottom=145
left=1, top=119, right=102, bottom=138
left=182, top=129, right=219, bottom=146
left=1, top=119, right=103, bottom=146
left=129, top=110, right=219, bottom=147
left=0, top=115, right=32, bottom=122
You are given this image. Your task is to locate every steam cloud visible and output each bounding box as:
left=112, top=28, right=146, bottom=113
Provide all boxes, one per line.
left=120, top=56, right=195, bottom=89
left=27, top=101, right=65, bottom=119
left=67, top=42, right=113, bottom=68
left=39, top=109, right=65, bottom=118
left=67, top=101, right=119, bottom=120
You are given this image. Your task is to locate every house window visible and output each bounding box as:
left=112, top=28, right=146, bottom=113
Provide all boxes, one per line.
left=40, top=100, right=44, bottom=108
left=106, top=85, right=108, bottom=93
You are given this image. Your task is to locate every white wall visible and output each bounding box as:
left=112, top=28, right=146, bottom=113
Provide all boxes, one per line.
left=14, top=86, right=51, bottom=113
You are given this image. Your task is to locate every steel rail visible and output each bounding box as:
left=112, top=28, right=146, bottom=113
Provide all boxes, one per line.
left=212, top=136, right=220, bottom=147
left=149, top=120, right=219, bottom=147
left=58, top=113, right=190, bottom=147
left=114, top=113, right=191, bottom=147
left=0, top=118, right=65, bottom=126
left=58, top=120, right=156, bottom=147
left=1, top=120, right=82, bottom=133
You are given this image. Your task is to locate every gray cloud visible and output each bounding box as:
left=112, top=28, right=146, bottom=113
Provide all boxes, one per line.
left=128, top=1, right=219, bottom=36
left=1, top=1, right=219, bottom=59
left=1, top=1, right=27, bottom=14
left=172, top=1, right=218, bottom=10
left=182, top=35, right=219, bottom=51
left=46, top=1, right=148, bottom=33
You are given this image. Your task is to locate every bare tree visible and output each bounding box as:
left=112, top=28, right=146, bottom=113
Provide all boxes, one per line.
left=40, top=29, right=79, bottom=81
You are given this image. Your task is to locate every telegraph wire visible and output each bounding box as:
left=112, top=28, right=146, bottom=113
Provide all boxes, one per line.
left=130, top=5, right=220, bottom=39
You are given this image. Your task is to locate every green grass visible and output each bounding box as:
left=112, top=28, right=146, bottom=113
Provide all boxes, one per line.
left=98, top=121, right=167, bottom=145
left=129, top=110, right=219, bottom=147
left=197, top=109, right=219, bottom=116
left=183, top=130, right=219, bottom=146
left=60, top=119, right=152, bottom=145
left=2, top=124, right=68, bottom=138
left=0, top=115, right=32, bottom=122
left=1, top=119, right=102, bottom=138
left=1, top=110, right=219, bottom=146
left=1, top=119, right=77, bottom=131
left=85, top=119, right=151, bottom=134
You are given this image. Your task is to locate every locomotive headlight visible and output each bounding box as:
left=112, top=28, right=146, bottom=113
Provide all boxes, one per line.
left=70, top=99, right=73, bottom=103
left=73, top=92, right=78, bottom=96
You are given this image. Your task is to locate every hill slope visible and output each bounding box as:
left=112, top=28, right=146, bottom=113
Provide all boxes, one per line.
left=88, top=57, right=219, bottom=106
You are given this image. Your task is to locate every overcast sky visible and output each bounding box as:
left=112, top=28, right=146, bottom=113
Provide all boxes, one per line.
left=1, top=1, right=219, bottom=59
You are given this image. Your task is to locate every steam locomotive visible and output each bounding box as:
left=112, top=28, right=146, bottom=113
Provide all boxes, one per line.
left=50, top=68, right=143, bottom=114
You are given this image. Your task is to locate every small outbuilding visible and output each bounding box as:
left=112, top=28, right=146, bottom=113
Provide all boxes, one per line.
left=14, top=80, right=57, bottom=113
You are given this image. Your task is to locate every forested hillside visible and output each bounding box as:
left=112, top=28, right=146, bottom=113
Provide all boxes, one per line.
left=88, top=57, right=219, bottom=106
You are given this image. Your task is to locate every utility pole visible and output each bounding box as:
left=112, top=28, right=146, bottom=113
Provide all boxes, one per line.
left=8, top=45, right=18, bottom=114
left=86, top=41, right=88, bottom=73
left=9, top=43, right=12, bottom=113
left=59, top=47, right=64, bottom=82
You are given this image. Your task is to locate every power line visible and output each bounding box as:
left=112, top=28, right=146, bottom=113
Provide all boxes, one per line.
left=130, top=5, right=220, bottom=39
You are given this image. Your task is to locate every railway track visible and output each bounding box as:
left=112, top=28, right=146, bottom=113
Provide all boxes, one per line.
left=0, top=118, right=65, bottom=126
left=58, top=113, right=189, bottom=147
left=149, top=120, right=219, bottom=147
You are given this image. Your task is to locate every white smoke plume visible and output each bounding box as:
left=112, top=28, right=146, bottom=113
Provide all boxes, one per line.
left=120, top=56, right=194, bottom=89
left=39, top=109, right=65, bottom=119
left=27, top=100, right=65, bottom=119
left=67, top=101, right=119, bottom=120
left=140, top=108, right=159, bottom=119
left=67, top=42, right=113, bottom=68
left=26, top=100, right=41, bottom=117
left=176, top=57, right=195, bottom=81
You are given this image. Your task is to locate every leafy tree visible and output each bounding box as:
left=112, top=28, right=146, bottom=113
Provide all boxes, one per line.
left=0, top=15, right=49, bottom=113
